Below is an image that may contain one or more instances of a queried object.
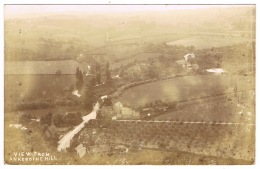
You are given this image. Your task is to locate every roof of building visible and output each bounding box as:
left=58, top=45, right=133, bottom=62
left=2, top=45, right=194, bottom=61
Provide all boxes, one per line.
left=115, top=102, right=123, bottom=108
left=48, top=125, right=58, bottom=135
left=121, top=107, right=133, bottom=115
left=175, top=59, right=186, bottom=65
left=75, top=143, right=86, bottom=158
left=184, top=53, right=195, bottom=61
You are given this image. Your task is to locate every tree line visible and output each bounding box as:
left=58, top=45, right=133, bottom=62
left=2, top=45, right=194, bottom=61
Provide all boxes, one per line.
left=75, top=60, right=112, bottom=111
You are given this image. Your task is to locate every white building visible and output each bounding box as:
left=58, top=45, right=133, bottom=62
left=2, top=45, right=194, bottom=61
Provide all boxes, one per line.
left=113, top=102, right=140, bottom=119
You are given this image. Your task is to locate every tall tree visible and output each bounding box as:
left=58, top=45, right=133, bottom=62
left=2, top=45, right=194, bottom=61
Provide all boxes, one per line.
left=78, top=70, right=84, bottom=91
left=76, top=67, right=80, bottom=79
left=105, top=61, right=111, bottom=82
left=82, top=77, right=96, bottom=111
left=76, top=67, right=84, bottom=91
left=95, top=62, right=101, bottom=74
left=96, top=72, right=101, bottom=85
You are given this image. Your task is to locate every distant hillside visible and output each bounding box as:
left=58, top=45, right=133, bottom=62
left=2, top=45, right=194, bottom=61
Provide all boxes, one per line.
left=5, top=60, right=88, bottom=75
left=4, top=6, right=255, bottom=62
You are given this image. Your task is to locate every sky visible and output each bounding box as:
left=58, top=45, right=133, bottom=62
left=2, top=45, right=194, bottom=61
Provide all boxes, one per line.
left=4, top=5, right=246, bottom=18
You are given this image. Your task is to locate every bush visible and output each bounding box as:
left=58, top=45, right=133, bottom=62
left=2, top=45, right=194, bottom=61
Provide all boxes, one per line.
left=15, top=101, right=53, bottom=110
left=19, top=114, right=33, bottom=124
left=40, top=112, right=52, bottom=125
left=55, top=100, right=66, bottom=106
left=53, top=112, right=82, bottom=127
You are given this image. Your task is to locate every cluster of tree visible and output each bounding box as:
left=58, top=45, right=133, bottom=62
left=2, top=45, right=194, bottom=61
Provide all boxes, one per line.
left=96, top=110, right=112, bottom=120
left=115, top=44, right=199, bottom=81
left=53, top=112, right=82, bottom=127
left=14, top=101, right=54, bottom=110
left=75, top=60, right=112, bottom=111
left=145, top=65, right=160, bottom=79
left=76, top=60, right=112, bottom=89
left=14, top=96, right=78, bottom=111
left=82, top=77, right=96, bottom=111
left=19, top=114, right=36, bottom=124
left=95, top=62, right=102, bottom=85
left=53, top=98, right=77, bottom=107
left=40, top=112, right=53, bottom=126
left=103, top=97, right=112, bottom=106
left=93, top=61, right=112, bottom=85
left=142, top=100, right=177, bottom=110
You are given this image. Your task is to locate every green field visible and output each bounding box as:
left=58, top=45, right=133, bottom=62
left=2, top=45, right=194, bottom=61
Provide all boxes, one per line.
left=154, top=98, right=255, bottom=123
left=4, top=111, right=254, bottom=164
left=5, top=74, right=75, bottom=105
left=5, top=6, right=255, bottom=62
left=167, top=35, right=252, bottom=49
left=117, top=75, right=254, bottom=107
left=5, top=60, right=88, bottom=75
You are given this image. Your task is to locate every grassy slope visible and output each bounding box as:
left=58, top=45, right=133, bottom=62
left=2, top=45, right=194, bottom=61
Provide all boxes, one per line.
left=4, top=112, right=253, bottom=165
left=5, top=75, right=75, bottom=104
left=117, top=75, right=254, bottom=107
left=5, top=7, right=255, bottom=62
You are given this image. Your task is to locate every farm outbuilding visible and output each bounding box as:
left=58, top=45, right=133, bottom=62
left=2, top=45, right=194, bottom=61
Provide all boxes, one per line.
left=113, top=102, right=140, bottom=119
left=75, top=143, right=86, bottom=158
left=184, top=53, right=195, bottom=61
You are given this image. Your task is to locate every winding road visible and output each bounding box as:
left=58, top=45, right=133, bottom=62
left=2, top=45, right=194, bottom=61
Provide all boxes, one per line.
left=57, top=102, right=100, bottom=152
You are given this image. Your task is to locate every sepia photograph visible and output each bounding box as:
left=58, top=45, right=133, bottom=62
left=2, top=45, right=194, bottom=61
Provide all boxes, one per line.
left=3, top=4, right=256, bottom=165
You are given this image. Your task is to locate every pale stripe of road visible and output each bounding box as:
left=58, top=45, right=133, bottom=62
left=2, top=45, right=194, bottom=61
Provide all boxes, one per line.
left=57, top=102, right=100, bottom=152
left=116, top=120, right=255, bottom=126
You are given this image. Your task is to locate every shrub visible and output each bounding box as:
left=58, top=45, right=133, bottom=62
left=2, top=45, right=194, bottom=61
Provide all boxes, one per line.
left=40, top=112, right=52, bottom=125
left=53, top=112, right=82, bottom=127
left=19, top=114, right=32, bottom=124
left=15, top=101, right=53, bottom=110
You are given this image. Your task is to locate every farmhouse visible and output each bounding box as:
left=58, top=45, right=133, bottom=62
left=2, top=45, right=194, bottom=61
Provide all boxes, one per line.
left=113, top=102, right=140, bottom=120
left=175, top=53, right=199, bottom=73
left=184, top=53, right=195, bottom=61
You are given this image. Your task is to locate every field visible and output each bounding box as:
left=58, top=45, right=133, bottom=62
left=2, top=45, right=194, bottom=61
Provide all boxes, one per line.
left=4, top=110, right=254, bottom=165
left=166, top=35, right=252, bottom=49
left=81, top=119, right=254, bottom=164
left=117, top=75, right=254, bottom=107
left=5, top=60, right=88, bottom=75
left=154, top=94, right=255, bottom=123
left=5, top=74, right=75, bottom=105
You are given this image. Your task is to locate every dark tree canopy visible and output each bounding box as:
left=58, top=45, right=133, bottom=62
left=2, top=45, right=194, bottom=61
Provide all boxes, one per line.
left=106, top=61, right=111, bottom=82
left=76, top=67, right=84, bottom=91
left=82, top=78, right=96, bottom=111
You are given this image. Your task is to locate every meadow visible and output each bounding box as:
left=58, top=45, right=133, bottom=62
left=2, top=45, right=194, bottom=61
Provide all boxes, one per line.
left=117, top=75, right=254, bottom=107
left=167, top=35, right=252, bottom=49
left=5, top=74, right=75, bottom=106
